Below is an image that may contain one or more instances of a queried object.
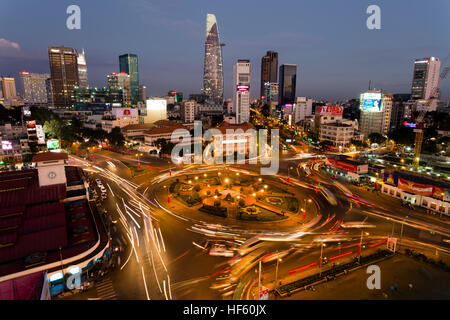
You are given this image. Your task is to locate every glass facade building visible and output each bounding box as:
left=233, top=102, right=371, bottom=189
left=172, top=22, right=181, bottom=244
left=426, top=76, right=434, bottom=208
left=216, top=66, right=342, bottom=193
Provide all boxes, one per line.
left=202, top=13, right=224, bottom=105
left=279, top=64, right=297, bottom=106
left=260, top=51, right=278, bottom=99
left=119, top=54, right=139, bottom=104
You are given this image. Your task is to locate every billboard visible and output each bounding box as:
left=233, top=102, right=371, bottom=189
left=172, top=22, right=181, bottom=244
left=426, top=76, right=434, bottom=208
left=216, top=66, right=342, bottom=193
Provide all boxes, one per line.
left=398, top=178, right=433, bottom=196
left=315, top=106, right=343, bottom=116
left=46, top=139, right=60, bottom=150
left=26, top=120, right=36, bottom=129
left=23, top=106, right=31, bottom=116
left=360, top=93, right=382, bottom=112
left=1, top=140, right=13, bottom=150
left=236, top=84, right=250, bottom=92
left=36, top=125, right=45, bottom=145
left=111, top=107, right=138, bottom=118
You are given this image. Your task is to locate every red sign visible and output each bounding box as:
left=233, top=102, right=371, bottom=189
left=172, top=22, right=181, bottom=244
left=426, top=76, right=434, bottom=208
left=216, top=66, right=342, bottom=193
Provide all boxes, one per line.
left=432, top=186, right=445, bottom=199
left=123, top=109, right=131, bottom=116
left=398, top=178, right=433, bottom=196
left=26, top=120, right=36, bottom=128
left=327, top=158, right=358, bottom=173
left=315, top=106, right=343, bottom=116
left=236, top=85, right=249, bottom=92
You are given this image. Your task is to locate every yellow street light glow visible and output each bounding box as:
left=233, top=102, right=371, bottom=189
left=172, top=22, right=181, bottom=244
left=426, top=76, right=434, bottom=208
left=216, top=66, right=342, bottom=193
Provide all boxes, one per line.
left=308, top=199, right=312, bottom=203
left=214, top=195, right=217, bottom=199
left=188, top=180, right=192, bottom=184
left=258, top=178, right=262, bottom=182
left=204, top=173, right=207, bottom=177
left=225, top=178, right=229, bottom=183
left=195, top=176, right=199, bottom=180
left=260, top=189, right=264, bottom=193
left=264, top=185, right=268, bottom=189
left=237, top=196, right=240, bottom=199
left=218, top=172, right=221, bottom=175
left=236, top=172, right=239, bottom=176
left=252, top=193, right=256, bottom=197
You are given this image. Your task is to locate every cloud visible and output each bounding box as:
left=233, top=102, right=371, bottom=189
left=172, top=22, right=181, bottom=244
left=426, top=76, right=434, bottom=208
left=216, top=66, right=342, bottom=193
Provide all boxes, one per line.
left=0, top=38, right=21, bottom=56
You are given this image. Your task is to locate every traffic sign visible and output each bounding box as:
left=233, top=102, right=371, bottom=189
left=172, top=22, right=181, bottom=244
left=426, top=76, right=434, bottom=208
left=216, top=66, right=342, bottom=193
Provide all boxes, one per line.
left=387, top=237, right=397, bottom=252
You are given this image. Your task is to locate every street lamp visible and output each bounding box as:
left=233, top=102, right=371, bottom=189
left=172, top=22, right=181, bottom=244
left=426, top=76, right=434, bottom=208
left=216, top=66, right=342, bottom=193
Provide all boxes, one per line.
left=275, top=251, right=282, bottom=292
left=319, top=241, right=326, bottom=277
left=358, top=231, right=369, bottom=262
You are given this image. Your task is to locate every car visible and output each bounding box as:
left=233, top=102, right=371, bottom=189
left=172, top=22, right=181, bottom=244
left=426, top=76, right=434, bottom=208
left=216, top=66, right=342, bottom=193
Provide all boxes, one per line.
left=100, top=187, right=107, bottom=193
left=331, top=175, right=338, bottom=180
left=101, top=193, right=107, bottom=199
left=209, top=244, right=234, bottom=257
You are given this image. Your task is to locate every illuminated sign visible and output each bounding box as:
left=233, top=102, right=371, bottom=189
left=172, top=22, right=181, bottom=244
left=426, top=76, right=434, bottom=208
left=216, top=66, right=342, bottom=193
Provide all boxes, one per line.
left=145, top=99, right=167, bottom=123
left=26, top=120, right=36, bottom=129
left=236, top=85, right=249, bottom=92
left=403, top=122, right=417, bottom=128
left=111, top=108, right=138, bottom=118
left=23, top=106, right=31, bottom=116
left=360, top=93, right=382, bottom=112
left=46, top=139, right=60, bottom=150
left=1, top=140, right=13, bottom=150
left=315, top=106, right=343, bottom=115
left=36, top=125, right=45, bottom=144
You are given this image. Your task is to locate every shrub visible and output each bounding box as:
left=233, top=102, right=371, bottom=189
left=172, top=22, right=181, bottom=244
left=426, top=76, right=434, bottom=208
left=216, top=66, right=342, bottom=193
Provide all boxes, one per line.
left=206, top=190, right=211, bottom=196
left=214, top=199, right=221, bottom=207
left=238, top=199, right=245, bottom=207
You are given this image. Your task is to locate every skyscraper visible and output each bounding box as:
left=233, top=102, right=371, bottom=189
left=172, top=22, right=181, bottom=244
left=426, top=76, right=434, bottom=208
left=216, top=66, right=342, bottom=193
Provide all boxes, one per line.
left=260, top=51, right=278, bottom=99
left=279, top=64, right=297, bottom=106
left=233, top=60, right=251, bottom=124
left=411, top=57, right=441, bottom=100
left=359, top=90, right=393, bottom=137
left=202, top=13, right=224, bottom=105
left=0, top=77, right=17, bottom=99
left=139, top=85, right=147, bottom=101
left=19, top=72, right=50, bottom=105
left=119, top=53, right=139, bottom=104
left=48, top=46, right=79, bottom=108
left=77, top=49, right=89, bottom=89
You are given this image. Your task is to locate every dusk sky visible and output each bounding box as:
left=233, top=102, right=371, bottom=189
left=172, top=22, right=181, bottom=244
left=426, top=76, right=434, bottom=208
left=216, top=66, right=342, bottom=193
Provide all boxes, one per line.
left=1, top=0, right=449, bottom=101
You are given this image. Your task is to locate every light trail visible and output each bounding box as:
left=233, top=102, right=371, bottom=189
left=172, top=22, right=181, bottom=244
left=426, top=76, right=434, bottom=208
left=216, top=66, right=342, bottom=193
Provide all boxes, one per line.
left=141, top=266, right=151, bottom=300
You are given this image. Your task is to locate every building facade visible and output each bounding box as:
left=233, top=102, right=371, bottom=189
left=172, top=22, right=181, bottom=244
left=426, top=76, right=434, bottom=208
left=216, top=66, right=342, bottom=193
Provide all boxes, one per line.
left=260, top=51, right=278, bottom=99
left=19, top=72, right=51, bottom=105
left=77, top=49, right=89, bottom=89
left=293, top=97, right=314, bottom=123
left=359, top=90, right=393, bottom=137
left=119, top=54, right=139, bottom=104
left=1, top=77, right=17, bottom=99
left=48, top=46, right=79, bottom=108
left=279, top=64, right=297, bottom=106
left=233, top=60, right=251, bottom=124
left=411, top=57, right=441, bottom=100
left=202, top=13, right=224, bottom=105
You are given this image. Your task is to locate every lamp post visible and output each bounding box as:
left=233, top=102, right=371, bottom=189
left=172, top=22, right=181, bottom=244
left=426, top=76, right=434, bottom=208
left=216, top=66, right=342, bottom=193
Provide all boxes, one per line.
left=275, top=251, right=282, bottom=292
left=358, top=231, right=369, bottom=263
left=319, top=241, right=325, bottom=277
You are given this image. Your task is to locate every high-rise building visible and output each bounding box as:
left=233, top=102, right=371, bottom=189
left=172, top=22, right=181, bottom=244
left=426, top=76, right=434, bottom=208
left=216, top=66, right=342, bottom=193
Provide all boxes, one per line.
left=77, top=49, right=89, bottom=89
left=19, top=72, right=50, bottom=105
left=119, top=54, right=139, bottom=104
left=411, top=57, right=441, bottom=100
left=202, top=13, right=224, bottom=105
left=107, top=72, right=130, bottom=104
left=0, top=77, right=17, bottom=99
left=279, top=64, right=297, bottom=106
left=45, top=78, right=53, bottom=107
left=359, top=90, right=393, bottom=137
left=139, top=85, right=147, bottom=101
left=48, top=46, right=79, bottom=108
left=181, top=100, right=196, bottom=123
left=233, top=60, right=251, bottom=124
left=260, top=51, right=278, bottom=99
left=294, top=97, right=314, bottom=123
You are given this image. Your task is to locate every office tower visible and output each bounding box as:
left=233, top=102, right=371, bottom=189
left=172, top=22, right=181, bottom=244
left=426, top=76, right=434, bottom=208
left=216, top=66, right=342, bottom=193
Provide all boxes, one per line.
left=48, top=46, right=79, bottom=108
left=139, top=85, right=147, bottom=101
left=182, top=100, right=196, bottom=123
left=411, top=57, right=441, bottom=100
left=77, top=49, right=89, bottom=89
left=119, top=53, right=139, bottom=104
left=294, top=97, right=314, bottom=123
left=233, top=60, right=251, bottom=124
left=202, top=13, right=224, bottom=105
left=19, top=72, right=51, bottom=105
left=359, top=90, right=393, bottom=137
left=279, top=64, right=297, bottom=106
left=107, top=72, right=130, bottom=104
left=0, top=77, right=17, bottom=99
left=260, top=51, right=278, bottom=99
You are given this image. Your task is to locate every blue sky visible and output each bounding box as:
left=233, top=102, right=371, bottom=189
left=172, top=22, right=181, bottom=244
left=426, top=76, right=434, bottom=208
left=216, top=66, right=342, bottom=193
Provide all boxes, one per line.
left=1, top=0, right=449, bottom=101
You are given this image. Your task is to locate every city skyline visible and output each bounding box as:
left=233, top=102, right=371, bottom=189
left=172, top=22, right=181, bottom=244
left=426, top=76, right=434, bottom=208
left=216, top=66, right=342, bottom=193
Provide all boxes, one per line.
left=1, top=0, right=450, bottom=101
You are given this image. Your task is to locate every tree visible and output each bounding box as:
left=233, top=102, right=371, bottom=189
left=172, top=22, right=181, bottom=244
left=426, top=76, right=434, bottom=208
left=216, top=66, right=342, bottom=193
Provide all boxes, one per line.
left=43, top=119, right=64, bottom=140
left=368, top=132, right=386, bottom=145
left=194, top=184, right=201, bottom=192
left=238, top=199, right=245, bottom=207
left=109, top=127, right=125, bottom=147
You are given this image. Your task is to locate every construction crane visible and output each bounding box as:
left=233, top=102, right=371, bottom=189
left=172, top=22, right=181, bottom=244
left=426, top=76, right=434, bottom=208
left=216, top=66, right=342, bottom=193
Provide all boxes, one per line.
left=412, top=57, right=450, bottom=168
left=123, top=58, right=137, bottom=106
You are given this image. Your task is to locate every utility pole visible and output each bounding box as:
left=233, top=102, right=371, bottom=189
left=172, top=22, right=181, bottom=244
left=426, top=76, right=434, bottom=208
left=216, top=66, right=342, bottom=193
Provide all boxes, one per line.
left=275, top=251, right=280, bottom=292
left=258, top=260, right=262, bottom=299
left=319, top=241, right=325, bottom=277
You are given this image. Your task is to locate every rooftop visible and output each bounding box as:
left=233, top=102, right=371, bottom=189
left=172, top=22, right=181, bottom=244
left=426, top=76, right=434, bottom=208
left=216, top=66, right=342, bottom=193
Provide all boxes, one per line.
left=32, top=152, right=68, bottom=163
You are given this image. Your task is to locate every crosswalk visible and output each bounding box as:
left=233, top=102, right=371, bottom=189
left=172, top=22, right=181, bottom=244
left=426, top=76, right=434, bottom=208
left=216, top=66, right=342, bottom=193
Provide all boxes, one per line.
left=95, top=276, right=118, bottom=300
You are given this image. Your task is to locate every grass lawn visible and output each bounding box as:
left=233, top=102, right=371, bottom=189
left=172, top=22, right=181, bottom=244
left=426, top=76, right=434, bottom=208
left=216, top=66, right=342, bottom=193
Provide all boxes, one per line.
left=238, top=205, right=288, bottom=221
